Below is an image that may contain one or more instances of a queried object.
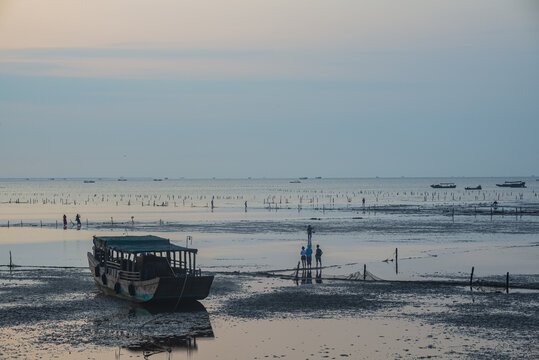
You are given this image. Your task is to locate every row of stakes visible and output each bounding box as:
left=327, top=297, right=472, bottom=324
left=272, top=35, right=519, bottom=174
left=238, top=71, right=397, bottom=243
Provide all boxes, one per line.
left=4, top=248, right=515, bottom=293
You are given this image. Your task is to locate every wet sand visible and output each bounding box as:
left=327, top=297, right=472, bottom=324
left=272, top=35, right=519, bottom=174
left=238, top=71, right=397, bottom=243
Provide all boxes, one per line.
left=0, top=269, right=537, bottom=359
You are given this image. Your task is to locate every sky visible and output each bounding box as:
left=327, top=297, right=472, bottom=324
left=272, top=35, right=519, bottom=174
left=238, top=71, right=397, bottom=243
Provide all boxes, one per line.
left=0, top=0, right=538, bottom=178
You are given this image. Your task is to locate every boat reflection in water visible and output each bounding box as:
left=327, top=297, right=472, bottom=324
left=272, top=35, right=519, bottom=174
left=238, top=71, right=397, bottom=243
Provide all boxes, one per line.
left=122, top=301, right=214, bottom=358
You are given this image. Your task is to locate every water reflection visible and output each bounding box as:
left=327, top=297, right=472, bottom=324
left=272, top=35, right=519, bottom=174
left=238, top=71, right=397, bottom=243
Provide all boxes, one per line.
left=121, top=301, right=214, bottom=358
left=295, top=268, right=323, bottom=285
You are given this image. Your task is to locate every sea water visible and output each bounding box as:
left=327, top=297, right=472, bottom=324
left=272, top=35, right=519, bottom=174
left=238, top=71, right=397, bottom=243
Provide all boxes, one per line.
left=0, top=177, right=538, bottom=280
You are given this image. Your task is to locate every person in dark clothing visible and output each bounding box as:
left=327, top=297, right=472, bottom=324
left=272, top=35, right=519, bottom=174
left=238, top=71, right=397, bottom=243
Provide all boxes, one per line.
left=307, top=225, right=314, bottom=247
left=63, top=214, right=67, bottom=229
left=315, top=244, right=323, bottom=268
left=75, top=214, right=81, bottom=227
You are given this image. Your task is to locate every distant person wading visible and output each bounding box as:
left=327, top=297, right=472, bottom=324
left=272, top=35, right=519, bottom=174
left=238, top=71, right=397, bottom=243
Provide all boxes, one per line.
left=307, top=225, right=314, bottom=247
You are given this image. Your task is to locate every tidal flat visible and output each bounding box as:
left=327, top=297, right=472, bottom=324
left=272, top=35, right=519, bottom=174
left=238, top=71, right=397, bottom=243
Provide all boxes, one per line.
left=0, top=178, right=538, bottom=359
left=0, top=268, right=537, bottom=359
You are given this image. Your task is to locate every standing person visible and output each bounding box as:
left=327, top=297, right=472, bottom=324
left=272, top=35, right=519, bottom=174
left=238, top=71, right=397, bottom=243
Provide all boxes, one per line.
left=362, top=198, right=366, bottom=207
left=306, top=225, right=314, bottom=247
left=75, top=214, right=81, bottom=227
left=315, top=244, right=323, bottom=268
left=300, top=246, right=306, bottom=269
left=306, top=244, right=313, bottom=269
left=244, top=201, right=248, bottom=212
left=62, top=214, right=67, bottom=230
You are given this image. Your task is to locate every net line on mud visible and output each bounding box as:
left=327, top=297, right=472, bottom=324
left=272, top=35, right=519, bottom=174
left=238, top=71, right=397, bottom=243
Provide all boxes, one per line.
left=2, top=263, right=538, bottom=291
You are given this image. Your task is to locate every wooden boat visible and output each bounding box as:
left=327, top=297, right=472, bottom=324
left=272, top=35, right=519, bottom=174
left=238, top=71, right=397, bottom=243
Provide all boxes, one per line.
left=289, top=180, right=301, bottom=183
left=430, top=183, right=456, bottom=189
left=496, top=181, right=526, bottom=188
left=83, top=180, right=95, bottom=183
left=464, top=185, right=482, bottom=190
left=88, top=235, right=214, bottom=303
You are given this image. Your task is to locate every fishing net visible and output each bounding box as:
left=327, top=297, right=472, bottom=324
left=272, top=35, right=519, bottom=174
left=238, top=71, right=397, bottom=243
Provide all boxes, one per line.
left=344, top=270, right=384, bottom=281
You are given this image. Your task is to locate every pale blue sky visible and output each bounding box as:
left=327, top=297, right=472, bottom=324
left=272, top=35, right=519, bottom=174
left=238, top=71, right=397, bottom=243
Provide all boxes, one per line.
left=0, top=0, right=538, bottom=178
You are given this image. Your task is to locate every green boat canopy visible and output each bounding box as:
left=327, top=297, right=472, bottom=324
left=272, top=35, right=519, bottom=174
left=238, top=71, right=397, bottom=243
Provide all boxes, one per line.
left=93, top=235, right=197, bottom=254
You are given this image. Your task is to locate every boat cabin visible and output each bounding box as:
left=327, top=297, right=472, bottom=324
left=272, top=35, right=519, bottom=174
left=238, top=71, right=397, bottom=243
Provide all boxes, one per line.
left=92, top=235, right=200, bottom=282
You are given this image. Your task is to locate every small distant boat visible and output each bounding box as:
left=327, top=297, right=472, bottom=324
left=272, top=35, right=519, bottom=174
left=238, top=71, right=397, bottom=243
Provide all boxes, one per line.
left=315, top=177, right=322, bottom=179
left=153, top=178, right=163, bottom=182
left=464, top=185, right=482, bottom=190
left=299, top=177, right=308, bottom=180
left=430, top=183, right=456, bottom=189
left=88, top=235, right=214, bottom=303
left=290, top=180, right=301, bottom=183
left=118, top=178, right=127, bottom=181
left=496, top=181, right=526, bottom=188
left=83, top=180, right=95, bottom=183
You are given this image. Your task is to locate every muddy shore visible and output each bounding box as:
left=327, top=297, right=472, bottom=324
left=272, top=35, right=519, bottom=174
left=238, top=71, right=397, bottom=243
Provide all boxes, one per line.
left=0, top=268, right=537, bottom=359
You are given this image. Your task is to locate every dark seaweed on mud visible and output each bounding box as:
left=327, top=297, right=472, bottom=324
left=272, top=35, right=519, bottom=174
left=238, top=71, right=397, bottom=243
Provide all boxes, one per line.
left=423, top=291, right=539, bottom=331
left=221, top=280, right=408, bottom=319
left=89, top=216, right=539, bottom=236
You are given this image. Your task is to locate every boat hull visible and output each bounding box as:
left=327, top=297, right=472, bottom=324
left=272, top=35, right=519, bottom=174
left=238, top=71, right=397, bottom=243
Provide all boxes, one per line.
left=88, top=253, right=213, bottom=303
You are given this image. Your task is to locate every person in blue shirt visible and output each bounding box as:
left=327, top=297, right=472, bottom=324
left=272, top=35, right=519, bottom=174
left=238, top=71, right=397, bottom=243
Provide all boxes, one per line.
left=306, top=244, right=313, bottom=269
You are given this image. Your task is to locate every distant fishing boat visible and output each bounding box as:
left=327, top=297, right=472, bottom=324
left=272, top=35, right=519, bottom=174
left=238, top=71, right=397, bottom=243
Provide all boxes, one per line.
left=430, top=183, right=456, bottom=189
left=299, top=177, right=308, bottom=180
left=83, top=180, right=95, bottom=183
left=117, top=178, right=127, bottom=181
left=496, top=181, right=526, bottom=188
left=464, top=185, right=482, bottom=190
left=290, top=180, right=301, bottom=183
left=314, top=176, right=322, bottom=179
left=153, top=178, right=163, bottom=181
left=88, top=235, right=214, bottom=303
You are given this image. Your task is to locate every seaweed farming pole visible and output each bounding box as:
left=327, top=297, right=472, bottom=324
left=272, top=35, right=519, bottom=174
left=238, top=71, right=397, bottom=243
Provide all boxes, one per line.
left=395, top=248, right=398, bottom=275
left=506, top=272, right=510, bottom=294
left=363, top=264, right=366, bottom=281
left=9, top=251, right=12, bottom=268
left=470, top=266, right=474, bottom=290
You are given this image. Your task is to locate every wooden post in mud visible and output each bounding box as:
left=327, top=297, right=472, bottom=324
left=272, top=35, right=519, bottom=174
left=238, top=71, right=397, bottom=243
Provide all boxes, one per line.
left=470, top=266, right=474, bottom=290
left=7, top=220, right=9, bottom=228
left=56, top=220, right=58, bottom=229
left=295, top=262, right=300, bottom=279
left=9, top=251, right=12, bottom=268
left=506, top=272, right=509, bottom=294
left=363, top=264, right=366, bottom=281
left=395, top=248, right=398, bottom=274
